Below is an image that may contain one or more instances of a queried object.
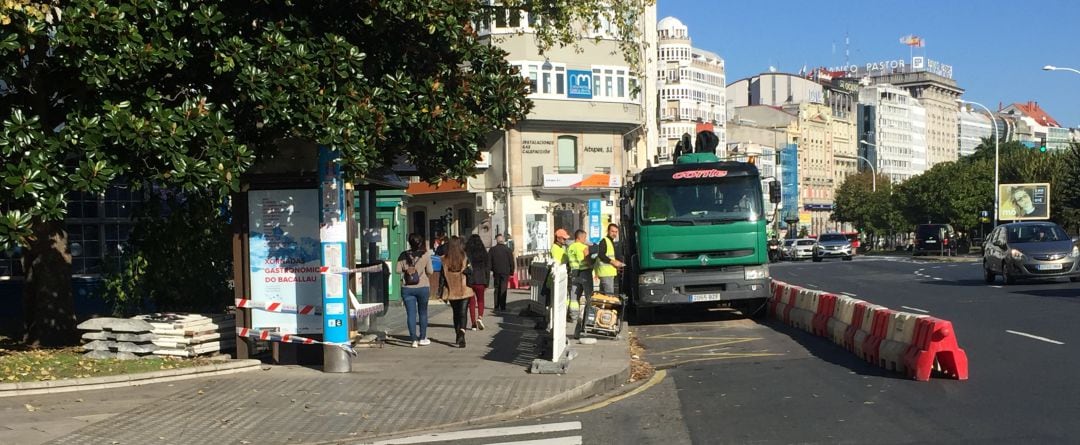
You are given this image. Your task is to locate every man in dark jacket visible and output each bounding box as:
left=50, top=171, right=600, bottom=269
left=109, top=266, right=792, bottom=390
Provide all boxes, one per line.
left=488, top=234, right=515, bottom=312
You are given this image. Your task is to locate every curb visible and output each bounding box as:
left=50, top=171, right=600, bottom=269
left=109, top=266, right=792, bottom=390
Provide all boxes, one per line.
left=321, top=339, right=632, bottom=445
left=0, top=359, right=264, bottom=398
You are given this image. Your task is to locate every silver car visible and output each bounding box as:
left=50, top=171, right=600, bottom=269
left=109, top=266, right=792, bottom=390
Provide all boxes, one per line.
left=983, top=222, right=1080, bottom=284
left=788, top=238, right=815, bottom=261
left=813, top=233, right=854, bottom=262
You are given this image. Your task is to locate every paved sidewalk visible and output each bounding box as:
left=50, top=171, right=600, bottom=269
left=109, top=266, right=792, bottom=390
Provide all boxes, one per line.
left=30, top=290, right=629, bottom=445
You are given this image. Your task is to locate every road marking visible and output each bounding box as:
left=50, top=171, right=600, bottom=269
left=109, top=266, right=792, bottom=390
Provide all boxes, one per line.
left=654, top=352, right=783, bottom=369
left=933, top=277, right=943, bottom=281
left=805, top=283, right=820, bottom=289
left=488, top=437, right=583, bottom=445
left=1006, top=330, right=1064, bottom=345
left=370, top=422, right=582, bottom=444
left=562, top=370, right=668, bottom=415
left=901, top=306, right=930, bottom=314
left=841, top=292, right=857, bottom=297
left=990, top=285, right=1003, bottom=289
left=654, top=337, right=761, bottom=355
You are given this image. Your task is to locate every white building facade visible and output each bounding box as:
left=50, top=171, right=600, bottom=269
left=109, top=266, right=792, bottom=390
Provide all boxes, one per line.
left=957, top=106, right=993, bottom=157
left=656, top=17, right=725, bottom=165
left=858, top=84, right=928, bottom=183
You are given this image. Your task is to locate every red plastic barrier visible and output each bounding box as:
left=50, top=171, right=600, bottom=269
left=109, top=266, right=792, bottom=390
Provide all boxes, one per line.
left=769, top=281, right=787, bottom=318
left=812, top=293, right=838, bottom=337
left=782, top=287, right=799, bottom=324
left=861, top=308, right=895, bottom=365
left=904, top=317, right=969, bottom=381
left=843, top=303, right=869, bottom=352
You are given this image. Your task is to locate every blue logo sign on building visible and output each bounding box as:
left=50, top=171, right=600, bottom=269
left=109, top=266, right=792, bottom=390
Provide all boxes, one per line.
left=567, top=70, right=593, bottom=99
left=588, top=199, right=602, bottom=243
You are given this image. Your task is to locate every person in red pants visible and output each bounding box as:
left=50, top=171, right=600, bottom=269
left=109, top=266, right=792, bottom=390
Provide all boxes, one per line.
left=465, top=235, right=492, bottom=330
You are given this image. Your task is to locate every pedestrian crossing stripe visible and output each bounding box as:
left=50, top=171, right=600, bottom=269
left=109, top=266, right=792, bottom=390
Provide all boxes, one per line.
left=367, top=421, right=582, bottom=445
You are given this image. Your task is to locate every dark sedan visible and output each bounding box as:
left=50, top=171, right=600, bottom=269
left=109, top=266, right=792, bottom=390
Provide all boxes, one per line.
left=983, top=222, right=1080, bottom=284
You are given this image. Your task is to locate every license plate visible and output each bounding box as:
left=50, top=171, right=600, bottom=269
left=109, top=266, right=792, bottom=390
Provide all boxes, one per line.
left=925, top=240, right=937, bottom=244
left=1036, top=263, right=1064, bottom=270
left=690, top=293, right=723, bottom=302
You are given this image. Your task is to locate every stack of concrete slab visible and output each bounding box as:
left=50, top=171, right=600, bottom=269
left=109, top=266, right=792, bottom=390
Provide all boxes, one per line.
left=78, top=317, right=158, bottom=360
left=132, top=313, right=236, bottom=358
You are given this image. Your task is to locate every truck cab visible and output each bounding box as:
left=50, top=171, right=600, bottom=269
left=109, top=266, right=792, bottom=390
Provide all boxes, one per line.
left=620, top=155, right=772, bottom=318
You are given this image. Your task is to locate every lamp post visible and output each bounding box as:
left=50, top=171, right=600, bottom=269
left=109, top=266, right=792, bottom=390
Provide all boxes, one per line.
left=1043, top=65, right=1080, bottom=75
left=846, top=144, right=878, bottom=192
left=957, top=99, right=1000, bottom=227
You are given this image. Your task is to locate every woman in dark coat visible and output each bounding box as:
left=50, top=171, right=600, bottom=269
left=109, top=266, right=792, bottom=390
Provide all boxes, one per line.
left=465, top=234, right=491, bottom=330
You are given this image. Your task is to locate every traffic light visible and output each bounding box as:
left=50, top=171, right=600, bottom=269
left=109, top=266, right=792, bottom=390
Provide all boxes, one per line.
left=1039, top=137, right=1048, bottom=153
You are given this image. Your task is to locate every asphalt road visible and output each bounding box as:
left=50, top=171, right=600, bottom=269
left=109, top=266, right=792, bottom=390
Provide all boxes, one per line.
left=391, top=256, right=1080, bottom=445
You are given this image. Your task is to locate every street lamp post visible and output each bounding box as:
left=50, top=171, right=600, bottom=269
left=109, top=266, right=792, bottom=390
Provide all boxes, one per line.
left=957, top=99, right=1000, bottom=227
left=855, top=140, right=879, bottom=192
left=1043, top=65, right=1080, bottom=75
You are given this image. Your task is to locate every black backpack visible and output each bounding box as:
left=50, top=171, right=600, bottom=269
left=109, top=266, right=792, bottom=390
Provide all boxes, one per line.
left=402, top=251, right=421, bottom=286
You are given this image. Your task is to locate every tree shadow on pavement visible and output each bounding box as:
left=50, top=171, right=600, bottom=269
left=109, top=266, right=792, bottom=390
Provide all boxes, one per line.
left=763, top=320, right=904, bottom=380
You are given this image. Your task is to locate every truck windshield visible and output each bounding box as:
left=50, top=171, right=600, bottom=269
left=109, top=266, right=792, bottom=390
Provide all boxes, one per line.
left=639, top=176, right=762, bottom=224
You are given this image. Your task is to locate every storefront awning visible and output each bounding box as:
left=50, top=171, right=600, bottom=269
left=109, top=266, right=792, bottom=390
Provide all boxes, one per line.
left=543, top=173, right=622, bottom=189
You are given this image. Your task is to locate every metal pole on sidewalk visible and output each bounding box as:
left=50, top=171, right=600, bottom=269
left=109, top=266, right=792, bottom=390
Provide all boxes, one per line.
left=320, top=147, right=351, bottom=373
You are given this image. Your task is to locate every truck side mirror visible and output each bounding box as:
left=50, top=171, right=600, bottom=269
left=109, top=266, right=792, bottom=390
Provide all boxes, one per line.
left=768, top=180, right=781, bottom=204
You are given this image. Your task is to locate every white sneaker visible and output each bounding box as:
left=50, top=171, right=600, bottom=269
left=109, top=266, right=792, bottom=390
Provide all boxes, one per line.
left=411, top=341, right=418, bottom=348
left=418, top=339, right=431, bottom=346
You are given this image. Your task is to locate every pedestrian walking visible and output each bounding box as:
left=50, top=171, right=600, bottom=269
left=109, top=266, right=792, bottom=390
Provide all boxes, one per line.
left=438, top=237, right=474, bottom=348
left=397, top=233, right=434, bottom=348
left=465, top=234, right=491, bottom=330
left=489, top=234, right=515, bottom=312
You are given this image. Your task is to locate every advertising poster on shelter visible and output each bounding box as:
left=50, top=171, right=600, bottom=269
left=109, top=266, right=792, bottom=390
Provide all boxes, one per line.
left=248, top=189, right=322, bottom=334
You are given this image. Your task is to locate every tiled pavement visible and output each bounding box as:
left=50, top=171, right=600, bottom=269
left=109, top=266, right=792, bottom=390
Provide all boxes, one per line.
left=38, top=290, right=629, bottom=445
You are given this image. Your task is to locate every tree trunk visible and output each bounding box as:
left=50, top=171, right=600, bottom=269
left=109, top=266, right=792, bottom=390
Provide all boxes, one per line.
left=21, top=219, right=77, bottom=347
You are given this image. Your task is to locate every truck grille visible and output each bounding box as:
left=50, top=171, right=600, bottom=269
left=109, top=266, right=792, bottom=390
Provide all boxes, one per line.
left=654, top=249, right=755, bottom=261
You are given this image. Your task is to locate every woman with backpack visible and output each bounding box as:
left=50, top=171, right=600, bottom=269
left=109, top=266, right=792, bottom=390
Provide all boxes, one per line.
left=397, top=233, right=434, bottom=348
left=464, top=234, right=492, bottom=330
left=438, top=236, right=473, bottom=348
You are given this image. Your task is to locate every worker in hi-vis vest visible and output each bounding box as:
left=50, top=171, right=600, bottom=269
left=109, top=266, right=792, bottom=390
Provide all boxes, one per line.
left=547, top=228, right=570, bottom=297
left=594, top=223, right=625, bottom=295
left=566, top=229, right=591, bottom=321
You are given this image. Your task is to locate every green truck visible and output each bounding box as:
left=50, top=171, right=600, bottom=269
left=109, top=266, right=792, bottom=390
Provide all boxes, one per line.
left=619, top=149, right=779, bottom=321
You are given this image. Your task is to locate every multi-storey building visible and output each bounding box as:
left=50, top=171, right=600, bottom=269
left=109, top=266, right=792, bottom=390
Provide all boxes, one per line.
left=655, top=16, right=725, bottom=165
left=866, top=72, right=962, bottom=167
left=957, top=105, right=993, bottom=157
left=858, top=84, right=927, bottom=183
left=426, top=4, right=657, bottom=257
left=727, top=72, right=857, bottom=235
left=999, top=101, right=1068, bottom=150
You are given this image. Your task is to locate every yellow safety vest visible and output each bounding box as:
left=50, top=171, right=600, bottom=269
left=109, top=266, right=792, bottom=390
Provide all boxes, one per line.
left=567, top=241, right=590, bottom=271
left=551, top=242, right=567, bottom=266
left=595, top=237, right=618, bottom=278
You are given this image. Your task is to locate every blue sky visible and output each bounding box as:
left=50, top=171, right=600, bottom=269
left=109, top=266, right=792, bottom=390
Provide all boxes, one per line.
left=658, top=0, right=1080, bottom=127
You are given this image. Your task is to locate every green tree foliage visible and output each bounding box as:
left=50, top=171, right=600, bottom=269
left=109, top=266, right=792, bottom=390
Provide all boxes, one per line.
left=1, top=1, right=652, bottom=345
left=1059, top=143, right=1080, bottom=232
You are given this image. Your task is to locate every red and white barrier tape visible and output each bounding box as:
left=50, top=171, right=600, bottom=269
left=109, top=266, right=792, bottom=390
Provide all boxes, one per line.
left=236, top=327, right=356, bottom=356
left=319, top=264, right=384, bottom=275
left=236, top=298, right=320, bottom=315
left=236, top=298, right=382, bottom=319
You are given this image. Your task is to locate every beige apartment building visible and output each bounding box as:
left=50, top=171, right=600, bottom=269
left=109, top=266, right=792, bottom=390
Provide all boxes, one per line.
left=432, top=5, right=659, bottom=257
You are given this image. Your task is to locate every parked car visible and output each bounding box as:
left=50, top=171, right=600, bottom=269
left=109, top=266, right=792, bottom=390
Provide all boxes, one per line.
left=813, top=233, right=854, bottom=262
left=788, top=238, right=816, bottom=261
left=913, top=224, right=958, bottom=256
left=982, top=221, right=1080, bottom=284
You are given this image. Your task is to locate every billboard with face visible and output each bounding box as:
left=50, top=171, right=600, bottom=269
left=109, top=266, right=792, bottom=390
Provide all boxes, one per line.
left=999, top=183, right=1050, bottom=221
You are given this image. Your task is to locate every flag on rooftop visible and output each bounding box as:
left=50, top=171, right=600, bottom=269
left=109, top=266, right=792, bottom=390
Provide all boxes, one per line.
left=900, top=34, right=925, bottom=48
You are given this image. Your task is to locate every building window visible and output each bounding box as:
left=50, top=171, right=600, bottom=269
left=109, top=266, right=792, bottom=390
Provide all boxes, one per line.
left=557, top=136, right=578, bottom=174
left=591, top=66, right=632, bottom=101
left=513, top=61, right=566, bottom=98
